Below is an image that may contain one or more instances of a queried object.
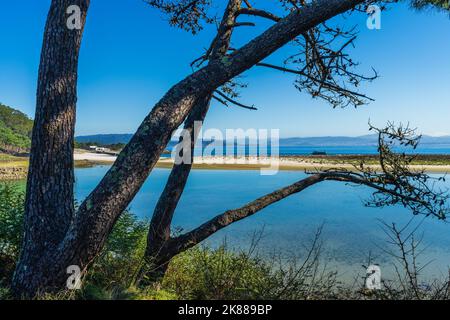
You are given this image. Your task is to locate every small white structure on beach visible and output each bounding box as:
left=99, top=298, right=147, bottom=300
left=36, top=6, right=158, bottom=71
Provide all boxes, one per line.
left=87, top=145, right=110, bottom=153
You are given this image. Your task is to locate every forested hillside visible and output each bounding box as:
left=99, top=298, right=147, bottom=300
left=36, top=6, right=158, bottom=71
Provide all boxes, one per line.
left=0, top=103, right=33, bottom=154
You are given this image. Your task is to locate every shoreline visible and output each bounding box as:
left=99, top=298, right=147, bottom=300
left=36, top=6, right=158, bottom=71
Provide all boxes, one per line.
left=74, top=152, right=450, bottom=173
left=2, top=152, right=450, bottom=181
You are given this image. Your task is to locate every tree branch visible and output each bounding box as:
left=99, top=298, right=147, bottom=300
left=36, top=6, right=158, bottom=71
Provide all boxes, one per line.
left=229, top=22, right=256, bottom=28
left=214, top=90, right=257, bottom=110
left=257, top=62, right=375, bottom=101
left=237, top=7, right=281, bottom=22
left=169, top=168, right=445, bottom=255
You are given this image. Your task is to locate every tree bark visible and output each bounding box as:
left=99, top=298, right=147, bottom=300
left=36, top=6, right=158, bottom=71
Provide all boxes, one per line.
left=138, top=0, right=243, bottom=285
left=12, top=0, right=90, bottom=298
left=13, top=0, right=364, bottom=297
left=139, top=95, right=211, bottom=284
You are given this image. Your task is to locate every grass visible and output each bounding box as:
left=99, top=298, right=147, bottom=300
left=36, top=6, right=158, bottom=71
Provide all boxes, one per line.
left=0, top=153, right=28, bottom=168
left=73, top=159, right=114, bottom=168
left=0, top=153, right=108, bottom=170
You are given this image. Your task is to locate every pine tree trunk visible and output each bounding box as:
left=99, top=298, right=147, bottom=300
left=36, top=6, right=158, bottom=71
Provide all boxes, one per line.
left=137, top=95, right=211, bottom=285
left=12, top=0, right=90, bottom=298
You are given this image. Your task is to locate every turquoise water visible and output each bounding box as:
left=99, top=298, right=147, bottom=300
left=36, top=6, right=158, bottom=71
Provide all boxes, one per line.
left=165, top=145, right=450, bottom=157
left=276, top=145, right=450, bottom=155
left=75, top=166, right=450, bottom=280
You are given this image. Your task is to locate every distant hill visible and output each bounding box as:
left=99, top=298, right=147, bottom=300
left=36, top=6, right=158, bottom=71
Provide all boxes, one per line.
left=75, top=134, right=181, bottom=151
left=75, top=134, right=134, bottom=145
left=280, top=135, right=378, bottom=146
left=75, top=133, right=450, bottom=148
left=0, top=103, right=33, bottom=154
left=281, top=134, right=450, bottom=146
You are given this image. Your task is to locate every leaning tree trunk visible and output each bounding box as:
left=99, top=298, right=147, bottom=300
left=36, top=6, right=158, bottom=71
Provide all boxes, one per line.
left=12, top=0, right=90, bottom=298
left=140, top=95, right=211, bottom=283
left=12, top=0, right=364, bottom=298
left=138, top=0, right=243, bottom=285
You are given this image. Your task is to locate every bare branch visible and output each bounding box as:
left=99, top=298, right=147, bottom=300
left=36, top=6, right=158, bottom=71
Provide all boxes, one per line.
left=257, top=62, right=375, bottom=102
left=214, top=90, right=257, bottom=110
left=146, top=0, right=214, bottom=34
left=237, top=7, right=281, bottom=22
left=229, top=22, right=256, bottom=28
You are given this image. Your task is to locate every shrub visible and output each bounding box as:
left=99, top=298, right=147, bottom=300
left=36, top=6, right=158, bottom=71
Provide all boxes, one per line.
left=163, top=245, right=274, bottom=299
left=2, top=183, right=450, bottom=300
left=82, top=211, right=149, bottom=294
left=162, top=229, right=341, bottom=300
left=0, top=183, right=24, bottom=285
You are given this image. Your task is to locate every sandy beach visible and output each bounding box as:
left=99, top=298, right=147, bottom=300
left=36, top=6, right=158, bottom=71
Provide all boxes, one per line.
left=74, top=151, right=118, bottom=162
left=2, top=151, right=448, bottom=180
left=73, top=152, right=450, bottom=173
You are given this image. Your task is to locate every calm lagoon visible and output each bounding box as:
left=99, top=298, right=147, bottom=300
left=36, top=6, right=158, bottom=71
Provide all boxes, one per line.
left=75, top=166, right=450, bottom=281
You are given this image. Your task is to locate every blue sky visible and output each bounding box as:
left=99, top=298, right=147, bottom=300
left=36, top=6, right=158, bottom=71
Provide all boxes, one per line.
left=0, top=1, right=449, bottom=138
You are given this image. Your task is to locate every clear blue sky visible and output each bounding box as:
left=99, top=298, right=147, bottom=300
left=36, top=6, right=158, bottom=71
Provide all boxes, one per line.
left=0, top=1, right=449, bottom=137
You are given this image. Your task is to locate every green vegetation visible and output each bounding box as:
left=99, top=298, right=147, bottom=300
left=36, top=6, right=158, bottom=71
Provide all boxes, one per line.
left=0, top=103, right=33, bottom=153
left=1, top=184, right=450, bottom=300
left=0, top=154, right=28, bottom=180
left=0, top=184, right=24, bottom=288
left=0, top=153, right=27, bottom=163
left=412, top=0, right=450, bottom=11
left=296, top=154, right=450, bottom=166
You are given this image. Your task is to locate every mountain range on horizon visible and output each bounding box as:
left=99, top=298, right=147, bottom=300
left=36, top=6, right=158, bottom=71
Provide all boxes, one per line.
left=2, top=104, right=448, bottom=149
left=75, top=133, right=450, bottom=147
